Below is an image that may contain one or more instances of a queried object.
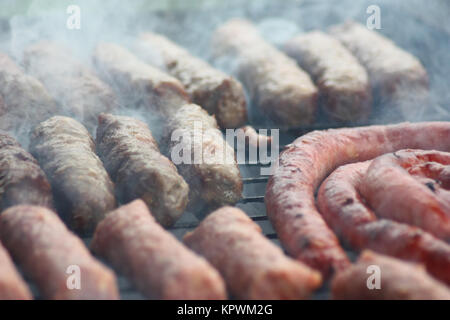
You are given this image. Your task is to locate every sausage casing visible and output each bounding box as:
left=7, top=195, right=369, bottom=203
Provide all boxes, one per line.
left=29, top=116, right=116, bottom=234
left=0, top=205, right=119, bottom=300
left=184, top=206, right=322, bottom=299
left=96, top=113, right=189, bottom=226
left=91, top=200, right=227, bottom=300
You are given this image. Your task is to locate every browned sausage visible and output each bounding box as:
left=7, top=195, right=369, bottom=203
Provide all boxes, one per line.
left=135, top=32, right=247, bottom=128
left=0, top=205, right=119, bottom=300
left=91, top=199, right=227, bottom=300
left=23, top=41, right=118, bottom=133
left=29, top=116, right=116, bottom=234
left=239, top=125, right=272, bottom=150
left=0, top=241, right=32, bottom=300
left=96, top=113, right=189, bottom=226
left=265, top=122, right=450, bottom=278
left=0, top=131, right=52, bottom=210
left=184, top=206, right=322, bottom=299
left=165, top=103, right=242, bottom=210
left=284, top=31, right=371, bottom=122
left=329, top=21, right=428, bottom=112
left=93, top=42, right=189, bottom=117
left=0, top=52, right=58, bottom=139
left=317, top=159, right=450, bottom=285
left=211, top=19, right=318, bottom=128
left=332, top=251, right=450, bottom=300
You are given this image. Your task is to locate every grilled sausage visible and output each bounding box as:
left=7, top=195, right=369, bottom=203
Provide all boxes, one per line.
left=0, top=241, right=32, bottom=300
left=135, top=32, right=247, bottom=128
left=29, top=116, right=116, bottom=234
left=361, top=149, right=450, bottom=240
left=0, top=131, right=52, bottom=210
left=332, top=251, right=450, bottom=300
left=184, top=206, right=322, bottom=300
left=93, top=42, right=189, bottom=117
left=265, top=122, right=450, bottom=278
left=284, top=31, right=371, bottom=122
left=165, top=103, right=242, bottom=210
left=317, top=160, right=450, bottom=285
left=212, top=19, right=318, bottom=128
left=329, top=21, right=428, bottom=110
left=0, top=205, right=119, bottom=300
left=96, top=113, right=189, bottom=226
left=239, top=125, right=272, bottom=149
left=23, top=41, right=118, bottom=133
left=0, top=52, right=58, bottom=140
left=91, top=200, right=227, bottom=300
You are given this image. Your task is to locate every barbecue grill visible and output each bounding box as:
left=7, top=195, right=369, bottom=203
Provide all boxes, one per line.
left=0, top=0, right=449, bottom=300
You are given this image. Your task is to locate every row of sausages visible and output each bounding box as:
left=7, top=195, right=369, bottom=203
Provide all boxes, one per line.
left=3, top=201, right=449, bottom=300
left=0, top=19, right=428, bottom=138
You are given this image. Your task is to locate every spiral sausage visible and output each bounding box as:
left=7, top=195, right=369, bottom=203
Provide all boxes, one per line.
left=317, top=157, right=450, bottom=285
left=265, top=122, right=450, bottom=278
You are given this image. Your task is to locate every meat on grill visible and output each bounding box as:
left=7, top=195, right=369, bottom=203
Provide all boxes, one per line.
left=239, top=125, right=272, bottom=149
left=0, top=205, right=119, bottom=300
left=332, top=251, right=450, bottom=300
left=29, top=116, right=116, bottom=235
left=329, top=21, right=429, bottom=109
left=0, top=52, right=58, bottom=139
left=135, top=32, right=248, bottom=129
left=0, top=241, right=32, bottom=300
left=317, top=159, right=450, bottom=285
left=360, top=149, right=450, bottom=240
left=91, top=199, right=227, bottom=300
left=93, top=42, right=189, bottom=117
left=0, top=131, right=53, bottom=210
left=211, top=19, right=318, bottom=128
left=96, top=113, right=189, bottom=227
left=265, top=122, right=450, bottom=278
left=284, top=31, right=371, bottom=122
left=165, top=103, right=242, bottom=210
left=183, top=206, right=322, bottom=300
left=23, top=41, right=118, bottom=133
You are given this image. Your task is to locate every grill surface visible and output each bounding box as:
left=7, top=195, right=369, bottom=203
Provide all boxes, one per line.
left=1, top=0, right=450, bottom=300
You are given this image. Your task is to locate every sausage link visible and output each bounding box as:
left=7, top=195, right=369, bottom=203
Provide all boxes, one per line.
left=0, top=131, right=53, bottom=210
left=91, top=199, right=227, bottom=300
left=284, top=31, right=371, bottom=122
left=212, top=19, right=318, bottom=128
left=361, top=149, right=450, bottom=240
left=329, top=21, right=428, bottom=110
left=93, top=42, right=189, bottom=117
left=96, top=113, right=189, bottom=226
left=0, top=205, right=119, bottom=300
left=23, top=41, right=118, bottom=133
left=135, top=32, right=247, bottom=128
left=265, top=122, right=450, bottom=278
left=0, top=241, right=32, bottom=300
left=184, top=206, right=322, bottom=299
left=317, top=159, right=450, bottom=285
left=332, top=251, right=450, bottom=300
left=0, top=52, right=58, bottom=140
left=165, top=103, right=242, bottom=210
left=29, top=116, right=116, bottom=234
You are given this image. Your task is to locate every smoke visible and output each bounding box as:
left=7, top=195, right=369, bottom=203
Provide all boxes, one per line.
left=0, top=0, right=448, bottom=146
